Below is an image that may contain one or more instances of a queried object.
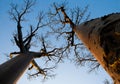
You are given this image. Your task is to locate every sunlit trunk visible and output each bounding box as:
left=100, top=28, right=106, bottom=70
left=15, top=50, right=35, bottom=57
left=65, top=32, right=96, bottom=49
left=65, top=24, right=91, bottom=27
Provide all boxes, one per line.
left=0, top=54, right=34, bottom=84
left=74, top=13, right=120, bottom=84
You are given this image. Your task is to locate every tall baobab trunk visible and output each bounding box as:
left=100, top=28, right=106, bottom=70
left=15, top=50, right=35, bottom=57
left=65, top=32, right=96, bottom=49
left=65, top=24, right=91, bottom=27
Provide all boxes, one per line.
left=0, top=53, right=34, bottom=84
left=74, top=13, right=120, bottom=84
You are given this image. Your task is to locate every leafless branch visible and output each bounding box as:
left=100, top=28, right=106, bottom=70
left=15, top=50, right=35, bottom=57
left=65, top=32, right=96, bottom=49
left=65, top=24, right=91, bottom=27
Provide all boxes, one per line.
left=9, top=0, right=59, bottom=78
left=48, top=2, right=100, bottom=72
left=9, top=0, right=98, bottom=79
left=28, top=65, right=56, bottom=79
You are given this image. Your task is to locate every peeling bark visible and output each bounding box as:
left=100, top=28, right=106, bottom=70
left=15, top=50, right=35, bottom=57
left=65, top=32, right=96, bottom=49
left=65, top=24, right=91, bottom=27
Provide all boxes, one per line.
left=74, top=13, right=120, bottom=84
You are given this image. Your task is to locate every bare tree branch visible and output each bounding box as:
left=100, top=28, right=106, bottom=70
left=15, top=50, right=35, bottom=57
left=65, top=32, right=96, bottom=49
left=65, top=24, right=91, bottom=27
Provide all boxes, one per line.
left=48, top=2, right=100, bottom=72
left=9, top=0, right=59, bottom=78
left=9, top=0, right=98, bottom=79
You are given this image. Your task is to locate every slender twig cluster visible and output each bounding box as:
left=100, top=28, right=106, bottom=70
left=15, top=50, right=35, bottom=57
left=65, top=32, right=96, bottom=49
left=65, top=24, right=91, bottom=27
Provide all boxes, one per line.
left=9, top=0, right=100, bottom=79
left=48, top=2, right=100, bottom=71
left=9, top=0, right=65, bottom=78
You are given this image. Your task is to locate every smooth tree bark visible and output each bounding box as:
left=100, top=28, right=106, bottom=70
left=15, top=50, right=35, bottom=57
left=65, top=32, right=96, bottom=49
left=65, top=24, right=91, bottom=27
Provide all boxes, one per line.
left=0, top=53, right=34, bottom=84
left=52, top=5, right=120, bottom=84
left=74, top=13, right=120, bottom=84
left=0, top=51, right=46, bottom=84
left=1, top=0, right=119, bottom=83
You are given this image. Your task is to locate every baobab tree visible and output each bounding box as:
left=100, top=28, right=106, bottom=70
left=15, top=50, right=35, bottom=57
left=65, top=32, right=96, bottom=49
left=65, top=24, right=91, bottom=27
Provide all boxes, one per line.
left=0, top=0, right=119, bottom=84
left=0, top=0, right=68, bottom=84
left=48, top=3, right=120, bottom=84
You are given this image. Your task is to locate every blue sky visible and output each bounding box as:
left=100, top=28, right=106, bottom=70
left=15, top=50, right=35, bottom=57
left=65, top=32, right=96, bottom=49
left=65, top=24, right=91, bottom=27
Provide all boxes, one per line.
left=0, top=0, right=120, bottom=84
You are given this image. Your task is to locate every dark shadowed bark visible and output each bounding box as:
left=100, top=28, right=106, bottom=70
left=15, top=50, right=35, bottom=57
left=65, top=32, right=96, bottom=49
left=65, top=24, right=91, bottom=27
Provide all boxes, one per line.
left=75, top=13, right=120, bottom=84
left=49, top=4, right=120, bottom=83
left=1, top=0, right=119, bottom=84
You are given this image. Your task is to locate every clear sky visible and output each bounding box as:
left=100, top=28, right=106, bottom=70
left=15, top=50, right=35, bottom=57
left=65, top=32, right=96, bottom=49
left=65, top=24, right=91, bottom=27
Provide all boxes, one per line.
left=0, top=0, right=120, bottom=84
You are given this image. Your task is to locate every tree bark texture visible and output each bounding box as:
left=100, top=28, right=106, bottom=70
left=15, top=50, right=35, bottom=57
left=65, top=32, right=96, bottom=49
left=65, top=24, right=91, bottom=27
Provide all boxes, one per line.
left=0, top=54, right=34, bottom=84
left=74, top=13, right=120, bottom=84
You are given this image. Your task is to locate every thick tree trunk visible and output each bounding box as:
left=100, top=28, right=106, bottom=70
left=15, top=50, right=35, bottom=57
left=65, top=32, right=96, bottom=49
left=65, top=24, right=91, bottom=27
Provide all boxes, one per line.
left=74, top=13, right=120, bottom=84
left=0, top=54, right=34, bottom=84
